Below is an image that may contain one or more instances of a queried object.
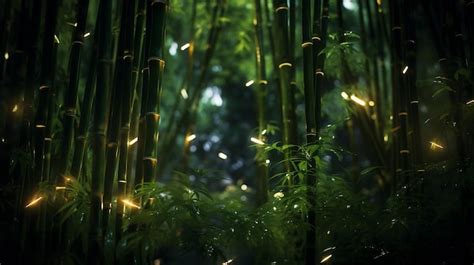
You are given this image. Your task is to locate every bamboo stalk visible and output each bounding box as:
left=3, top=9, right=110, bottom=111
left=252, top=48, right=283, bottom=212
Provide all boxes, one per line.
left=87, top=0, right=113, bottom=262
left=313, top=0, right=329, bottom=137
left=142, top=0, right=167, bottom=183
left=253, top=0, right=269, bottom=206
left=115, top=0, right=136, bottom=244
left=273, top=0, right=295, bottom=174
left=60, top=0, right=90, bottom=176
left=403, top=0, right=422, bottom=169
left=70, top=41, right=98, bottom=180
left=302, top=0, right=317, bottom=263
left=127, top=0, right=147, bottom=195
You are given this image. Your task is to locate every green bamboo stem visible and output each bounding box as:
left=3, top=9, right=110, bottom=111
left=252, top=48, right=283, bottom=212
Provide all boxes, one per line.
left=288, top=0, right=298, bottom=145
left=70, top=42, right=98, bottom=180
left=389, top=0, right=410, bottom=185
left=142, top=0, right=167, bottom=183
left=115, top=0, right=136, bottom=244
left=253, top=0, right=269, bottom=206
left=135, top=0, right=153, bottom=191
left=126, top=0, right=147, bottom=195
left=60, top=0, right=90, bottom=176
left=403, top=0, right=422, bottom=169
left=87, top=0, right=112, bottom=263
left=312, top=0, right=329, bottom=137
left=42, top=40, right=59, bottom=182
left=34, top=0, right=59, bottom=186
left=273, top=0, right=295, bottom=174
left=302, top=0, right=317, bottom=263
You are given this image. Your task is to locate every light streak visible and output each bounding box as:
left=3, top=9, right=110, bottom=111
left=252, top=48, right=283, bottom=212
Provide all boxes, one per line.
left=180, top=43, right=190, bottom=51
left=250, top=137, right=265, bottom=145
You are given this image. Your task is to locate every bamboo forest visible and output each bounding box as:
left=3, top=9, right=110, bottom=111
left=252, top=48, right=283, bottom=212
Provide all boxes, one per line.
left=1, top=0, right=474, bottom=264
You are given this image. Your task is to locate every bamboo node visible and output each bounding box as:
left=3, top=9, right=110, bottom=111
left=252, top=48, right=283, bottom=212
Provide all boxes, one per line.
left=258, top=80, right=268, bottom=85
left=44, top=137, right=52, bottom=142
left=398, top=112, right=408, bottom=116
left=315, top=70, right=325, bottom=76
left=107, top=142, right=118, bottom=148
left=410, top=100, right=419, bottom=104
left=72, top=41, right=84, bottom=45
left=290, top=81, right=297, bottom=85
left=392, top=26, right=401, bottom=31
left=148, top=57, right=165, bottom=66
left=142, top=67, right=150, bottom=73
left=36, top=124, right=46, bottom=128
left=438, top=58, right=447, bottom=63
left=301, top=42, right=312, bottom=48
left=275, top=6, right=288, bottom=12
left=39, top=85, right=48, bottom=90
left=143, top=157, right=158, bottom=165
left=123, top=54, right=133, bottom=60
left=312, top=36, right=321, bottom=41
left=400, top=150, right=410, bottom=154
left=278, top=62, right=292, bottom=69
left=146, top=112, right=161, bottom=121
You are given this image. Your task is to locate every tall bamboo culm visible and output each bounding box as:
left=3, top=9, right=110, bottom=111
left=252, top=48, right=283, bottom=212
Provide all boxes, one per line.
left=87, top=0, right=112, bottom=263
left=253, top=0, right=269, bottom=206
left=273, top=0, right=295, bottom=175
left=115, top=0, right=136, bottom=244
left=302, top=0, right=317, bottom=263
left=143, top=0, right=167, bottom=183
left=60, top=0, right=90, bottom=176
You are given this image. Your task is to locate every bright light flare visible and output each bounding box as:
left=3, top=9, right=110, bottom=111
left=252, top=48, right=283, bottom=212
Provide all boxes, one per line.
left=402, top=66, right=408, bottom=74
left=341, top=91, right=349, bottom=100
left=128, top=137, right=138, bottom=146
left=320, top=254, right=333, bottom=263
left=54, top=35, right=60, bottom=44
left=430, top=141, right=444, bottom=150
left=4, top=52, right=9, bottom=60
left=12, top=104, right=18, bottom=112
left=84, top=32, right=91, bottom=38
left=240, top=184, right=248, bottom=191
left=25, top=196, right=43, bottom=208
left=180, top=43, right=190, bottom=51
left=218, top=152, right=228, bottom=160
left=350, top=95, right=367, bottom=106
left=121, top=199, right=141, bottom=209
left=181, top=89, right=189, bottom=99
left=222, top=259, right=233, bottom=265
left=245, top=80, right=254, bottom=87
left=186, top=134, right=197, bottom=142
left=250, top=137, right=265, bottom=145
left=55, top=186, right=66, bottom=190
left=368, top=101, right=375, bottom=107
left=466, top=99, right=474, bottom=105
